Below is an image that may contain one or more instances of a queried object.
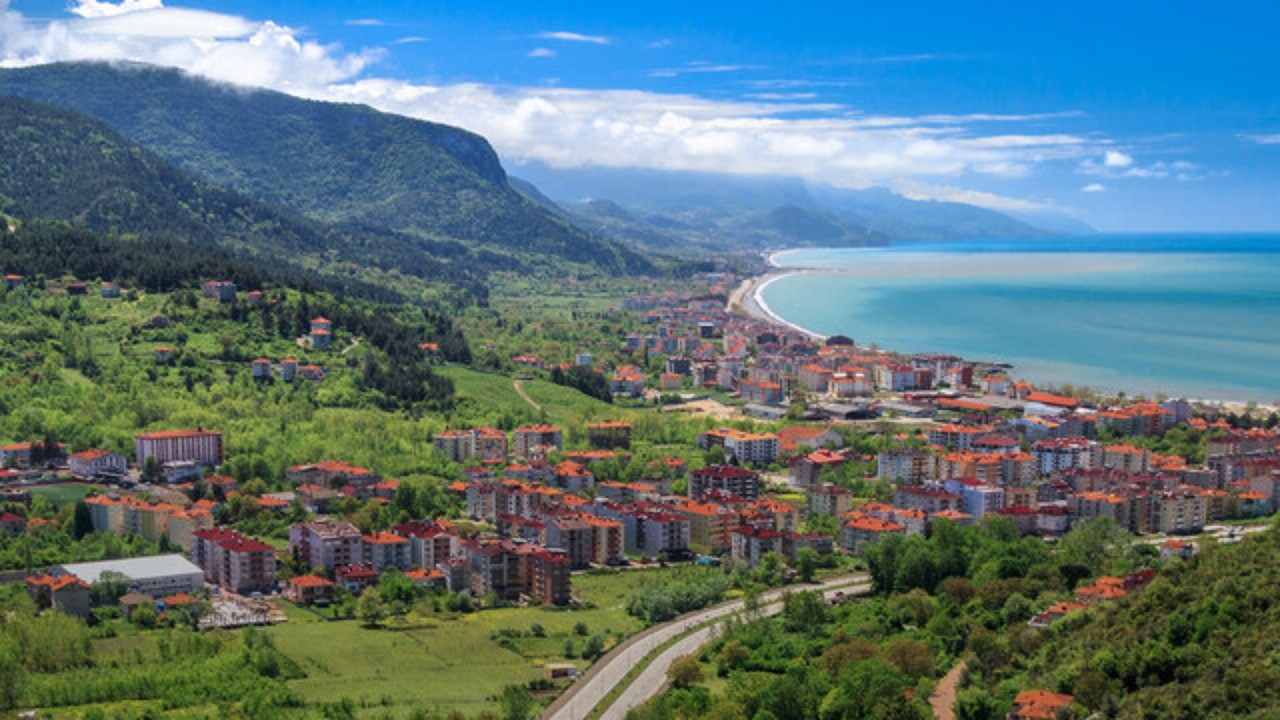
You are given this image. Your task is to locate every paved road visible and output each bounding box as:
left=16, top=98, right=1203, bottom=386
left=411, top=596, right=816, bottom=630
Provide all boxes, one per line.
left=543, top=574, right=870, bottom=720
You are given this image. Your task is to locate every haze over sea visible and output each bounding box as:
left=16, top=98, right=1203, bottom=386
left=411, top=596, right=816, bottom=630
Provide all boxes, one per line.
left=759, top=235, right=1280, bottom=403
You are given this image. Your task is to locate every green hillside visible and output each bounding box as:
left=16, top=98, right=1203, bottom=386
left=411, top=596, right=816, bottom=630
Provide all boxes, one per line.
left=0, top=62, right=654, bottom=276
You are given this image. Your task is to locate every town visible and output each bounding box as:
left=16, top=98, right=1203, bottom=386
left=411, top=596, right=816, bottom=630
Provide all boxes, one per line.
left=2, top=271, right=1277, bottom=720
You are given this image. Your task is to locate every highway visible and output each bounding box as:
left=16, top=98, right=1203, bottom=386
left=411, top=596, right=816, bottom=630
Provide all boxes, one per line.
left=542, top=573, right=871, bottom=720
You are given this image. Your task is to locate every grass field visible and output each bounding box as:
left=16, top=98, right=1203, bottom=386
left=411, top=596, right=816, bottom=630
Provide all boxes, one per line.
left=28, top=482, right=92, bottom=507
left=262, top=567, right=690, bottom=718
left=438, top=365, right=642, bottom=428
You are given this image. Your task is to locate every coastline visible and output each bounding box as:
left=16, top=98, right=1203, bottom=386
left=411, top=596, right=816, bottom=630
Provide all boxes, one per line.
left=731, top=247, right=1280, bottom=411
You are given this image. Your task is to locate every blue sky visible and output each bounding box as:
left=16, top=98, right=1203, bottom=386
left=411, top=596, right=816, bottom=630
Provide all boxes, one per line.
left=4, top=0, right=1280, bottom=231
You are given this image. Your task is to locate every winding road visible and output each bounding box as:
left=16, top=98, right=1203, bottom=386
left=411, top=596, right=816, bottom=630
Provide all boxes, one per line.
left=542, top=573, right=871, bottom=720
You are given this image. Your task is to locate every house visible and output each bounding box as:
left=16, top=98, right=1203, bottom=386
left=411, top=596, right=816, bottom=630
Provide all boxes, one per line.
left=281, top=358, right=298, bottom=381
left=201, top=280, right=237, bottom=302
left=285, top=574, right=335, bottom=605
left=335, top=564, right=380, bottom=594
left=154, top=346, right=174, bottom=364
left=841, top=515, right=905, bottom=554
left=404, top=567, right=447, bottom=589
left=3, top=274, right=22, bottom=290
left=0, top=511, right=26, bottom=537
left=100, top=282, right=121, bottom=298
left=69, top=449, right=128, bottom=479
left=610, top=365, right=646, bottom=397
left=790, top=449, right=846, bottom=488
left=135, top=429, right=223, bottom=468
left=25, top=573, right=92, bottom=617
left=309, top=317, right=333, bottom=349
left=251, top=358, right=272, bottom=379
left=1160, top=539, right=1197, bottom=560
left=299, top=364, right=326, bottom=381
left=740, top=380, right=785, bottom=404
left=246, top=290, right=264, bottom=304
left=286, top=460, right=377, bottom=489
left=777, top=426, right=844, bottom=454
left=1027, top=600, right=1087, bottom=628
left=1007, top=690, right=1074, bottom=720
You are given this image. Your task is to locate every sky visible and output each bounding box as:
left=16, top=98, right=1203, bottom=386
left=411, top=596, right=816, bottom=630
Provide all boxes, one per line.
left=1, top=0, right=1279, bottom=232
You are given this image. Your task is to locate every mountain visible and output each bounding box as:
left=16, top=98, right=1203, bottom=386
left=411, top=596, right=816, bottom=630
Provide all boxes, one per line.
left=0, top=62, right=653, bottom=276
left=0, top=95, right=500, bottom=301
left=510, top=163, right=1079, bottom=250
left=731, top=203, right=888, bottom=248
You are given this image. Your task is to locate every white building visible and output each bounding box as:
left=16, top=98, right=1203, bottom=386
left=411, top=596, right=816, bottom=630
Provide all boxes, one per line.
left=54, top=555, right=204, bottom=598
left=135, top=429, right=223, bottom=468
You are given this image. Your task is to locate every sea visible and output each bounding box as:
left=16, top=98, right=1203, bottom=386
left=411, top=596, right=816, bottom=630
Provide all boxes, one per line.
left=758, top=234, right=1280, bottom=403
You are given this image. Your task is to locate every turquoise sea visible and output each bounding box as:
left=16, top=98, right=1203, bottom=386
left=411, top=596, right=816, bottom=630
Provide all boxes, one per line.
left=759, top=235, right=1280, bottom=402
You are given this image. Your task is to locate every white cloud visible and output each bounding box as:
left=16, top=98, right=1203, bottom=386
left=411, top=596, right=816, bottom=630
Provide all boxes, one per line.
left=0, top=0, right=1105, bottom=210
left=534, top=30, right=609, bottom=45
left=528, top=47, right=555, bottom=58
left=1242, top=133, right=1280, bottom=145
left=392, top=36, right=426, bottom=45
left=1081, top=183, right=1105, bottom=193
left=345, top=18, right=383, bottom=27
left=647, top=39, right=672, bottom=49
left=649, top=63, right=762, bottom=78
left=69, top=0, right=163, bottom=18
left=1103, top=150, right=1133, bottom=167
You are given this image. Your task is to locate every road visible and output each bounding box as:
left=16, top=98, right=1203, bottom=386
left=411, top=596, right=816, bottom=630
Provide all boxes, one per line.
left=542, top=574, right=870, bottom=720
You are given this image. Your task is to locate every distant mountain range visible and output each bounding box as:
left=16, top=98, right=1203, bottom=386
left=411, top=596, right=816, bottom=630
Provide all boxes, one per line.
left=0, top=61, right=1093, bottom=290
left=511, top=164, right=1094, bottom=253
left=0, top=62, right=653, bottom=278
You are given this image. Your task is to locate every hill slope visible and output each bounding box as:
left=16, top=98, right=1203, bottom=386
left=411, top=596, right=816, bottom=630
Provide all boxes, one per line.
left=0, top=62, right=652, bottom=275
left=0, top=96, right=503, bottom=301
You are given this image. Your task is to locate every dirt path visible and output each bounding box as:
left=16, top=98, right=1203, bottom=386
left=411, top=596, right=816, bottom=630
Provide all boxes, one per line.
left=930, top=661, right=967, bottom=720
left=513, top=380, right=541, bottom=411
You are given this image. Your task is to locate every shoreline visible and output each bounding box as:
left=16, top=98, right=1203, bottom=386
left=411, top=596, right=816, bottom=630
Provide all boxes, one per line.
left=731, top=248, right=1280, bottom=412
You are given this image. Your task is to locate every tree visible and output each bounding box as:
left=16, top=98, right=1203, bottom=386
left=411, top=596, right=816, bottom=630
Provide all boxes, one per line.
left=782, top=590, right=828, bottom=635
left=668, top=654, right=704, bottom=689
left=954, top=688, right=1002, bottom=720
left=795, top=547, right=819, bottom=583
left=71, top=500, right=94, bottom=540
left=91, top=570, right=129, bottom=605
left=498, top=684, right=534, bottom=720
left=141, top=455, right=163, bottom=483
left=356, top=588, right=387, bottom=628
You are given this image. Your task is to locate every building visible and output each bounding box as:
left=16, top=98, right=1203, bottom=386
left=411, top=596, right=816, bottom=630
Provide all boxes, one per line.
left=696, top=428, right=779, bottom=464
left=587, top=421, right=633, bottom=450
left=877, top=448, right=937, bottom=484
left=69, top=449, right=127, bottom=478
left=1033, top=438, right=1097, bottom=474
left=309, top=317, right=333, bottom=349
left=289, top=519, right=363, bottom=572
left=281, top=358, right=298, bottom=381
left=191, top=528, right=277, bottom=594
left=841, top=516, right=906, bottom=554
left=790, top=449, right=846, bottom=488
left=689, top=465, right=761, bottom=501
left=893, top=486, right=963, bottom=514
left=433, top=430, right=476, bottom=462
left=528, top=549, right=572, bottom=605
left=513, top=425, right=563, bottom=458
left=731, top=526, right=783, bottom=567
left=54, top=555, right=204, bottom=598
left=26, top=573, right=92, bottom=617
left=363, top=532, right=412, bottom=572
left=740, top=380, right=784, bottom=405
left=285, top=574, right=335, bottom=605
left=1007, top=691, right=1074, bottom=720
left=391, top=521, right=460, bottom=569
left=797, top=364, right=833, bottom=392
left=807, top=484, right=854, bottom=517
left=135, top=429, right=223, bottom=468
left=777, top=426, right=844, bottom=454
left=251, top=358, right=272, bottom=379
left=202, top=280, right=237, bottom=302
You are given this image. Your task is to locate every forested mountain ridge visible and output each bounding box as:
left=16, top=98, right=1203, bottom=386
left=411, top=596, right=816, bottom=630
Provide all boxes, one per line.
left=0, top=95, right=504, bottom=302
left=0, top=62, right=654, bottom=276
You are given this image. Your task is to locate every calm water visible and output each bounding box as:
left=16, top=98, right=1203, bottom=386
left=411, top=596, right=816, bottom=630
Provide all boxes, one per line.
left=760, top=235, right=1280, bottom=402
